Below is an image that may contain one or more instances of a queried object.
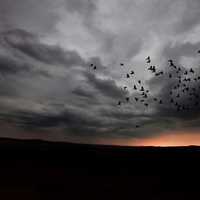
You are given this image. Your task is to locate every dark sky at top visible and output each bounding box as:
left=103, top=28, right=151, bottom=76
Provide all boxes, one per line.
left=0, top=0, right=200, bottom=145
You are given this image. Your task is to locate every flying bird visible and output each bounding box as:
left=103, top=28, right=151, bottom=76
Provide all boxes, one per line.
left=146, top=56, right=151, bottom=63
left=184, top=71, right=188, bottom=75
left=140, top=86, right=144, bottom=91
left=168, top=59, right=174, bottom=66
left=126, top=97, right=130, bottom=102
left=190, top=68, right=194, bottom=73
left=135, top=97, right=139, bottom=102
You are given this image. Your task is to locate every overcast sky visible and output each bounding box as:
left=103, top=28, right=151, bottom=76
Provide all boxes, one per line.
left=0, top=0, right=200, bottom=146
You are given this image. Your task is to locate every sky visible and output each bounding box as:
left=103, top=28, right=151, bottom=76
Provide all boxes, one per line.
left=0, top=0, right=200, bottom=146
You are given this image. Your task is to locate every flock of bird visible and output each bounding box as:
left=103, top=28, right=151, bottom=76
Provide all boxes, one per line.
left=90, top=50, right=200, bottom=128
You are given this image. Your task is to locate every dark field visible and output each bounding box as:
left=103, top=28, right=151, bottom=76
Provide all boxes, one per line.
left=0, top=138, right=200, bottom=199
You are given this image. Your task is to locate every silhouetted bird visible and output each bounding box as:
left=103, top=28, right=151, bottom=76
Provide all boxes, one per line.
left=130, top=71, right=135, bottom=75
left=183, top=78, right=187, bottom=82
left=190, top=68, right=194, bottom=73
left=126, top=97, right=130, bottom=102
left=120, top=63, right=124, bottom=66
left=93, top=66, right=97, bottom=70
left=168, top=59, right=173, bottom=65
left=146, top=56, right=150, bottom=60
left=118, top=101, right=121, bottom=106
left=146, top=56, right=151, bottom=63
left=148, top=66, right=156, bottom=73
left=140, top=86, right=144, bottom=91
left=138, top=80, right=141, bottom=84
left=184, top=71, right=188, bottom=75
left=152, top=66, right=156, bottom=73
left=135, top=97, right=139, bottom=102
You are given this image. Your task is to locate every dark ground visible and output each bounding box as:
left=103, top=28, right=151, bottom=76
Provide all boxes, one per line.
left=0, top=138, right=200, bottom=199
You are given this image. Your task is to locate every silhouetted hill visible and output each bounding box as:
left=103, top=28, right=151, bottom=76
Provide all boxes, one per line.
left=0, top=138, right=200, bottom=199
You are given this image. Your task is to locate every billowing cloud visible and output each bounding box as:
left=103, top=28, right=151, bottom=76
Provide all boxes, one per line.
left=0, top=0, right=200, bottom=145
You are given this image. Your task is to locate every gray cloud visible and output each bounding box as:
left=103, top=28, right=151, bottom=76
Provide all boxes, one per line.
left=0, top=0, right=60, bottom=34
left=0, top=0, right=200, bottom=144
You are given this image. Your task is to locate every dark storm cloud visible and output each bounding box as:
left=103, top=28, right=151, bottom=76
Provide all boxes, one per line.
left=0, top=54, right=51, bottom=78
left=1, top=0, right=200, bottom=143
left=2, top=29, right=85, bottom=67
left=72, top=87, right=96, bottom=100
left=85, top=72, right=128, bottom=99
left=0, top=27, right=147, bottom=139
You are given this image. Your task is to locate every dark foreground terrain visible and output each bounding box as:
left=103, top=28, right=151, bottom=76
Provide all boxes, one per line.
left=0, top=138, right=200, bottom=199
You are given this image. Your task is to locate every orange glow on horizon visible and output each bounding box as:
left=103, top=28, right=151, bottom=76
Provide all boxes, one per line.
left=96, top=131, right=200, bottom=147
left=132, top=132, right=200, bottom=147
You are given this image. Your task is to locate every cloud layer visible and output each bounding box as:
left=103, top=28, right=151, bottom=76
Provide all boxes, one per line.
left=0, top=0, right=200, bottom=144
